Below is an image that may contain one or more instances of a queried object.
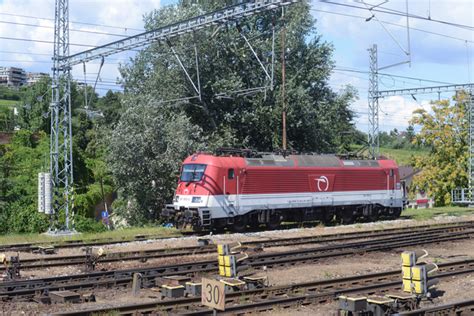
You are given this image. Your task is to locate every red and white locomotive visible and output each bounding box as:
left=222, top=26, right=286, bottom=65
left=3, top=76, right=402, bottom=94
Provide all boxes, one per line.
left=162, top=150, right=406, bottom=231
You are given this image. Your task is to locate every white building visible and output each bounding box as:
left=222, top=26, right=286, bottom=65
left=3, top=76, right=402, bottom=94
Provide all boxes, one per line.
left=26, top=72, right=49, bottom=85
left=0, top=67, right=27, bottom=87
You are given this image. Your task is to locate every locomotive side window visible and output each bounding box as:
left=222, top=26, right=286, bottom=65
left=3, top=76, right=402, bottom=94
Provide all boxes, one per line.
left=228, top=168, right=235, bottom=180
left=180, top=164, right=207, bottom=182
left=390, top=169, right=394, bottom=177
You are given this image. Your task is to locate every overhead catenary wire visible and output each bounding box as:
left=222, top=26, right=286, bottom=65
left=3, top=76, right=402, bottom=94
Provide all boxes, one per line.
left=334, top=67, right=455, bottom=85
left=0, top=11, right=143, bottom=32
left=320, top=1, right=474, bottom=30
left=309, top=8, right=474, bottom=44
left=0, top=20, right=136, bottom=38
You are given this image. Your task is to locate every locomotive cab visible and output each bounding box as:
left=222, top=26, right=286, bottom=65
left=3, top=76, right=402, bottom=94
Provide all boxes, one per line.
left=162, top=153, right=245, bottom=229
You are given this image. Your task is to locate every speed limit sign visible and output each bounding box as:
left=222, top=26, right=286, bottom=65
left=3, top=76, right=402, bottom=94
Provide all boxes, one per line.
left=201, top=278, right=226, bottom=311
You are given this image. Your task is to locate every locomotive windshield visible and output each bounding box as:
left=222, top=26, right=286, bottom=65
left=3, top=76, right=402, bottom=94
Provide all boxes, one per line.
left=180, top=164, right=207, bottom=182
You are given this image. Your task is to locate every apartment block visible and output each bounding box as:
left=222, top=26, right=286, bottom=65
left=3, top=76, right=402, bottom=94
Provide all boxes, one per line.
left=0, top=66, right=27, bottom=87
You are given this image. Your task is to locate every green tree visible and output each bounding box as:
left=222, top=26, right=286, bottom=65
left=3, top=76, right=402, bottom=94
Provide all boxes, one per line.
left=120, top=1, right=356, bottom=152
left=410, top=92, right=469, bottom=205
left=95, top=90, right=124, bottom=126
left=17, top=76, right=51, bottom=133
left=0, top=130, right=49, bottom=233
left=405, top=124, right=415, bottom=143
left=108, top=102, right=203, bottom=225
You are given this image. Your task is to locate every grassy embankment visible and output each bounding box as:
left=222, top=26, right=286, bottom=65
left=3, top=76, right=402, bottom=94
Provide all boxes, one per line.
left=0, top=99, right=19, bottom=109
left=379, top=147, right=429, bottom=166
left=0, top=226, right=182, bottom=246
left=350, top=145, right=429, bottom=166
left=402, top=206, right=474, bottom=221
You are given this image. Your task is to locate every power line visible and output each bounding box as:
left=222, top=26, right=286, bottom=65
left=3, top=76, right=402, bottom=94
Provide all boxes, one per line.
left=309, top=8, right=474, bottom=43
left=0, top=59, right=124, bottom=65
left=0, top=19, right=134, bottom=38
left=0, top=36, right=94, bottom=48
left=0, top=50, right=128, bottom=63
left=321, top=1, right=474, bottom=30
left=334, top=67, right=455, bottom=85
left=0, top=11, right=143, bottom=32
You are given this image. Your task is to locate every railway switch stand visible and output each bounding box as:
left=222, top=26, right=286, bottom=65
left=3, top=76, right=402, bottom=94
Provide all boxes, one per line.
left=338, top=250, right=441, bottom=315
left=84, top=247, right=105, bottom=271
left=1, top=254, right=21, bottom=280
left=217, top=242, right=249, bottom=278
left=401, top=250, right=439, bottom=297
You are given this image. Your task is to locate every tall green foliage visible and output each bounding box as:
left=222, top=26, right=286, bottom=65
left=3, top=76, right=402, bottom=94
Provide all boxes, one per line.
left=0, top=131, right=49, bottom=233
left=108, top=102, right=203, bottom=225
left=410, top=92, right=469, bottom=205
left=0, top=77, right=119, bottom=233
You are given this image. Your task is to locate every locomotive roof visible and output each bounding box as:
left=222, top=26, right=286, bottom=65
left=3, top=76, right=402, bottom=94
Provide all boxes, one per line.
left=186, top=153, right=389, bottom=168
left=245, top=154, right=380, bottom=167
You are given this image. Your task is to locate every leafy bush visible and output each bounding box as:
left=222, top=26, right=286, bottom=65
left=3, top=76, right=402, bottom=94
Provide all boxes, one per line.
left=74, top=215, right=107, bottom=233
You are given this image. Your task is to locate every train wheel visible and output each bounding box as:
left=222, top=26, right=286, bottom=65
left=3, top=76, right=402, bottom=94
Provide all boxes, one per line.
left=232, top=216, right=247, bottom=233
left=266, top=214, right=281, bottom=230
left=369, top=213, right=379, bottom=222
left=338, top=210, right=354, bottom=225
left=321, top=212, right=335, bottom=226
left=248, top=220, right=261, bottom=231
left=391, top=207, right=402, bottom=219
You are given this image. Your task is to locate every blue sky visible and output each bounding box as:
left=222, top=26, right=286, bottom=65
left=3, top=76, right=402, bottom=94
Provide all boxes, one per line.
left=0, top=0, right=472, bottom=132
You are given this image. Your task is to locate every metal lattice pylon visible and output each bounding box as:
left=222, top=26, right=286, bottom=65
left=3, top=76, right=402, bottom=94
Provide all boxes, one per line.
left=469, top=90, right=474, bottom=190
left=368, top=44, right=379, bottom=159
left=50, top=0, right=74, bottom=231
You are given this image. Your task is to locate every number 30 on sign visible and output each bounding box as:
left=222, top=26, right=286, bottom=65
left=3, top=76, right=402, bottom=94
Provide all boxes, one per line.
left=201, top=278, right=226, bottom=311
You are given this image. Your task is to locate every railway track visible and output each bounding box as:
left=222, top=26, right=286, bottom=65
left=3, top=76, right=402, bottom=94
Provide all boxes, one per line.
left=3, top=221, right=474, bottom=271
left=0, top=231, right=190, bottom=253
left=399, top=299, right=474, bottom=315
left=1, top=220, right=473, bottom=253
left=54, top=259, right=474, bottom=315
left=1, top=225, right=472, bottom=301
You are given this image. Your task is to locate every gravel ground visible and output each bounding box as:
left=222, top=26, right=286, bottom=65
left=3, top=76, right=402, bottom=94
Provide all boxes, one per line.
left=3, top=214, right=474, bottom=314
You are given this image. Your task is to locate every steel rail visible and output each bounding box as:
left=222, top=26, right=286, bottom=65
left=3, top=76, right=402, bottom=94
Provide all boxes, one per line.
left=178, top=267, right=474, bottom=315
left=398, top=299, right=474, bottom=315
left=53, top=260, right=474, bottom=315
left=0, top=231, right=471, bottom=293
left=0, top=229, right=472, bottom=300
left=3, top=222, right=472, bottom=271
left=1, top=220, right=473, bottom=253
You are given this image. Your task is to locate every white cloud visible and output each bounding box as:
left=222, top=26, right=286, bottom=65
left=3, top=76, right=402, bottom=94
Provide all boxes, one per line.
left=0, top=0, right=161, bottom=91
left=351, top=95, right=433, bottom=133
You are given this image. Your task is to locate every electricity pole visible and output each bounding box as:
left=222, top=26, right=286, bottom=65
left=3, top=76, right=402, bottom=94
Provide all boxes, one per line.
left=50, top=0, right=74, bottom=234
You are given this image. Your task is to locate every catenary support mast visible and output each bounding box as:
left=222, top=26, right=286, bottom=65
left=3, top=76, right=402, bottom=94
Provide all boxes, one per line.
left=368, top=44, right=379, bottom=159
left=50, top=0, right=74, bottom=233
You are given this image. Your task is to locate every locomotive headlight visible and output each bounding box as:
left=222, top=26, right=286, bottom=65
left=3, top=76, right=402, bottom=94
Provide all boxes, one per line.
left=192, top=196, right=202, bottom=203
